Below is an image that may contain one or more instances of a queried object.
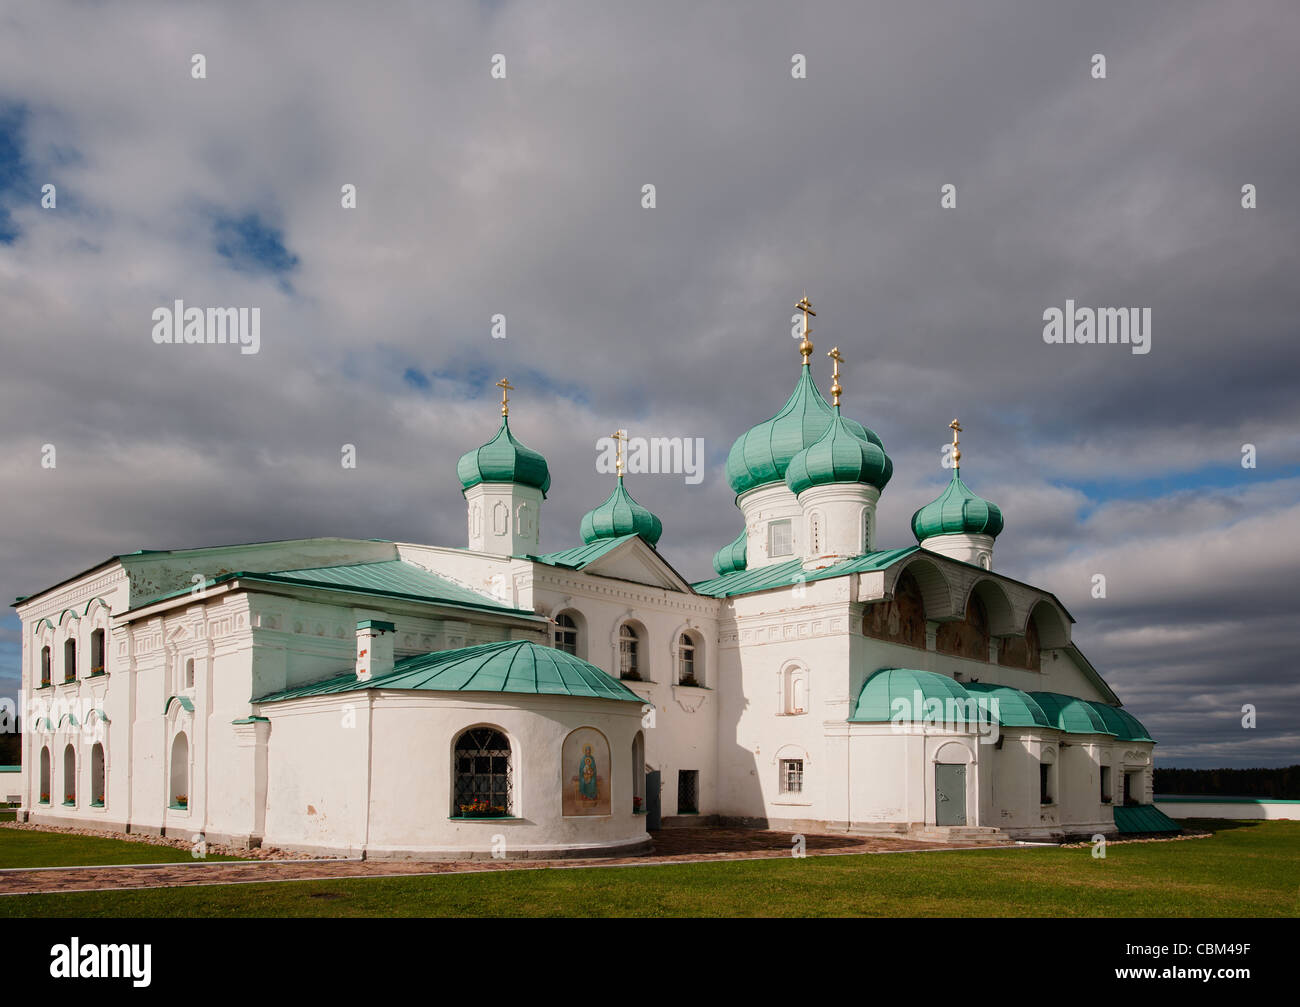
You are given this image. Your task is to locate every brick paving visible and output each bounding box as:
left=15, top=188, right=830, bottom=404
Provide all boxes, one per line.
left=0, top=827, right=1005, bottom=896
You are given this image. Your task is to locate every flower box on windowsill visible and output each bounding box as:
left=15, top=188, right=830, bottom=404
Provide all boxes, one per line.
left=90, top=800, right=105, bottom=809
left=168, top=803, right=189, bottom=812
left=62, top=677, right=76, bottom=685
left=63, top=799, right=75, bottom=807
left=38, top=681, right=51, bottom=690
left=38, top=796, right=49, bottom=805
left=89, top=670, right=106, bottom=678
left=451, top=815, right=522, bottom=822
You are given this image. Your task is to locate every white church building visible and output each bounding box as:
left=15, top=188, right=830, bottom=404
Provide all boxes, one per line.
left=14, top=301, right=1174, bottom=858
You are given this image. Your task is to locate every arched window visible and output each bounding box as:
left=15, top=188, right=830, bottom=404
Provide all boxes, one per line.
left=677, top=633, right=700, bottom=686
left=453, top=727, right=513, bottom=818
left=619, top=624, right=642, bottom=681
left=40, top=646, right=51, bottom=687
left=63, top=744, right=76, bottom=805
left=184, top=657, right=195, bottom=690
left=170, top=734, right=189, bottom=809
left=1039, top=753, right=1056, bottom=806
left=554, top=613, right=579, bottom=655
left=63, top=638, right=77, bottom=682
left=780, top=664, right=808, bottom=715
left=631, top=732, right=646, bottom=814
left=39, top=747, right=50, bottom=804
left=91, top=744, right=106, bottom=807
left=90, top=629, right=106, bottom=676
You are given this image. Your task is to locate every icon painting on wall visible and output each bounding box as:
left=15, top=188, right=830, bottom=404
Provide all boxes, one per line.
left=562, top=727, right=610, bottom=816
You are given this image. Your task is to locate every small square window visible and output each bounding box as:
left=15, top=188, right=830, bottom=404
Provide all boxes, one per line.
left=768, top=520, right=793, bottom=558
left=779, top=759, right=803, bottom=793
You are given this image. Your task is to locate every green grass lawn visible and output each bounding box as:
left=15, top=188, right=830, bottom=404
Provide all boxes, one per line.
left=1, top=819, right=1296, bottom=917
left=0, top=827, right=243, bottom=869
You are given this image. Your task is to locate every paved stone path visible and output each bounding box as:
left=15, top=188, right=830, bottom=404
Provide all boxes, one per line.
left=0, top=828, right=1007, bottom=896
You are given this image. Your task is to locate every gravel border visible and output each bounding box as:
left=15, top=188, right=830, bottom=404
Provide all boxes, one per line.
left=0, top=820, right=329, bottom=860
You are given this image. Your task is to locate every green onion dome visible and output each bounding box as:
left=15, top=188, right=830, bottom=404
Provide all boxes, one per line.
left=725, top=368, right=886, bottom=495
left=579, top=476, right=663, bottom=546
left=785, top=407, right=893, bottom=497
left=910, top=468, right=1003, bottom=541
left=457, top=417, right=551, bottom=496
left=711, top=529, right=748, bottom=575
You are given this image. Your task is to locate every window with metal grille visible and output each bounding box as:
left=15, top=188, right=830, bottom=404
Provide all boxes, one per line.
left=40, top=645, right=50, bottom=687
left=619, top=624, right=641, bottom=680
left=768, top=520, right=793, bottom=558
left=90, top=629, right=106, bottom=676
left=453, top=728, right=513, bottom=817
left=779, top=759, right=803, bottom=793
left=554, top=613, right=578, bottom=655
left=678, top=633, right=698, bottom=685
left=677, top=770, right=699, bottom=814
left=63, top=639, right=77, bottom=682
left=1039, top=762, right=1052, bottom=805
left=1100, top=766, right=1112, bottom=803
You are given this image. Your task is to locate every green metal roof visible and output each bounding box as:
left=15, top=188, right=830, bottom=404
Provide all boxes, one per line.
left=579, top=476, right=663, bottom=547
left=692, top=546, right=918, bottom=598
left=253, top=639, right=644, bottom=704
left=1085, top=701, right=1154, bottom=742
left=850, top=668, right=981, bottom=723
left=131, top=560, right=533, bottom=618
left=456, top=416, right=551, bottom=495
left=1113, top=805, right=1181, bottom=834
left=711, top=529, right=748, bottom=576
left=529, top=534, right=640, bottom=570
left=961, top=682, right=1052, bottom=728
left=725, top=367, right=885, bottom=495
left=1029, top=692, right=1117, bottom=735
left=911, top=467, right=1004, bottom=541
left=786, top=408, right=892, bottom=496
left=164, top=695, right=194, bottom=715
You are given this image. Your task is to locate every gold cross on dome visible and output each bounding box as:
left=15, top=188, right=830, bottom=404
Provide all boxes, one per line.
left=949, top=418, right=963, bottom=468
left=828, top=347, right=844, bottom=406
left=611, top=428, right=628, bottom=477
left=796, top=293, right=816, bottom=365
left=496, top=377, right=514, bottom=416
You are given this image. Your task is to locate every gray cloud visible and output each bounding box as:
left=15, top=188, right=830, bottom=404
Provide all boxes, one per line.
left=1, top=0, right=1297, bottom=768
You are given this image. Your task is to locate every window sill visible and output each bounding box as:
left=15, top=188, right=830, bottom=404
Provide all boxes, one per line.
left=88, top=671, right=107, bottom=679
left=168, top=804, right=190, bottom=812
left=773, top=799, right=810, bottom=806
left=62, top=801, right=75, bottom=807
left=450, top=816, right=523, bottom=822
left=37, top=683, right=52, bottom=690
left=633, top=809, right=647, bottom=816
left=90, top=801, right=105, bottom=809
left=38, top=800, right=49, bottom=806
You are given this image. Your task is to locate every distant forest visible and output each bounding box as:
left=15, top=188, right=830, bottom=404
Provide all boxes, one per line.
left=1155, top=765, right=1300, bottom=799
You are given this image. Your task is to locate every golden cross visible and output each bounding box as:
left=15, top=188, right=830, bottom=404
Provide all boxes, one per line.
left=828, top=346, right=844, bottom=406
left=611, top=428, right=628, bottom=477
left=949, top=418, right=963, bottom=468
left=496, top=377, right=514, bottom=416
left=795, top=293, right=816, bottom=365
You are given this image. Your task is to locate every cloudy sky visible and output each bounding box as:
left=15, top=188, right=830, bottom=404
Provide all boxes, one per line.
left=1, top=1, right=1296, bottom=769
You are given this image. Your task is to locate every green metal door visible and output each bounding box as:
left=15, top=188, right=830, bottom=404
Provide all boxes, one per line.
left=935, top=764, right=966, bottom=826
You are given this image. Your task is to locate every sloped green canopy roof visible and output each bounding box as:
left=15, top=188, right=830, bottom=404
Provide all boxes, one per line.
left=133, top=560, right=531, bottom=618
left=254, top=639, right=643, bottom=704
left=1113, top=805, right=1180, bottom=834
left=712, top=529, right=748, bottom=576
left=579, top=476, right=663, bottom=546
left=850, top=668, right=981, bottom=723
left=962, top=682, right=1052, bottom=728
left=1029, top=691, right=1117, bottom=735
left=457, top=416, right=551, bottom=496
left=1085, top=701, right=1154, bottom=742
left=911, top=468, right=1004, bottom=541
left=531, top=534, right=639, bottom=570
left=725, top=367, right=884, bottom=495
left=693, top=546, right=917, bottom=598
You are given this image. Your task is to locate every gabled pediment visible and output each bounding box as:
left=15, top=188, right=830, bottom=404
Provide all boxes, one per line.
left=562, top=537, right=692, bottom=592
